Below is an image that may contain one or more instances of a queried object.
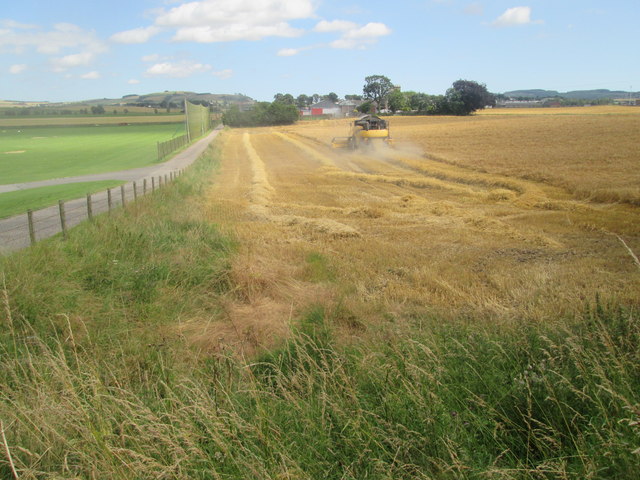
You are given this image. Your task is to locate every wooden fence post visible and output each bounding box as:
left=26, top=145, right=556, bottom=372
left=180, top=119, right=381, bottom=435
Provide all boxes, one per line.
left=58, top=200, right=67, bottom=240
left=143, top=178, right=147, bottom=194
left=27, top=210, right=36, bottom=245
left=107, top=188, right=112, bottom=212
left=133, top=181, right=138, bottom=200
left=120, top=185, right=126, bottom=207
left=159, top=176, right=163, bottom=188
left=87, top=193, right=93, bottom=221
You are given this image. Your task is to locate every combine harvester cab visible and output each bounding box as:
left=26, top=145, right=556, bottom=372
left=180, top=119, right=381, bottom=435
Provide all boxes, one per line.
left=332, top=115, right=394, bottom=150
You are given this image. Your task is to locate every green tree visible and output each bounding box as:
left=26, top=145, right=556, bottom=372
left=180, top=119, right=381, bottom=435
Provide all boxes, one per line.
left=356, top=101, right=373, bottom=114
left=363, top=75, right=394, bottom=109
left=387, top=89, right=408, bottom=113
left=266, top=102, right=299, bottom=124
left=222, top=101, right=299, bottom=127
left=296, top=94, right=312, bottom=108
left=274, top=93, right=295, bottom=105
left=445, top=80, right=495, bottom=115
left=324, top=92, right=339, bottom=103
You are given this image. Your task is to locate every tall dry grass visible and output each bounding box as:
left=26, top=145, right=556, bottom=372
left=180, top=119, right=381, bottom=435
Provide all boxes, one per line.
left=1, top=289, right=638, bottom=478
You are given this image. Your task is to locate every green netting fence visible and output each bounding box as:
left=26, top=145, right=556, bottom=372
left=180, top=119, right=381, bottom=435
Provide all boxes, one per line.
left=186, top=100, right=213, bottom=141
left=157, top=100, right=213, bottom=160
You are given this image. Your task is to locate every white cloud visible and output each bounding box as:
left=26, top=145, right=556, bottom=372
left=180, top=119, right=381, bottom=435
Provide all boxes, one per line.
left=12, top=23, right=105, bottom=55
left=313, top=20, right=357, bottom=33
left=128, top=78, right=141, bottom=84
left=213, top=69, right=233, bottom=79
left=145, top=60, right=212, bottom=78
left=110, top=26, right=160, bottom=44
left=153, top=0, right=315, bottom=42
left=492, top=6, right=541, bottom=27
left=9, top=64, right=27, bottom=74
left=277, top=47, right=303, bottom=56
left=0, top=21, right=107, bottom=74
left=81, top=71, right=101, bottom=79
left=50, top=52, right=96, bottom=72
left=172, top=22, right=302, bottom=42
left=330, top=22, right=391, bottom=49
left=279, top=19, right=391, bottom=55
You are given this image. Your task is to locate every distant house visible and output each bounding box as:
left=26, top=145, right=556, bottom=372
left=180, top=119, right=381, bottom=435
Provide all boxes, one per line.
left=300, top=100, right=342, bottom=117
left=495, top=99, right=545, bottom=108
left=338, top=99, right=364, bottom=117
left=613, top=98, right=640, bottom=106
left=300, top=99, right=363, bottom=118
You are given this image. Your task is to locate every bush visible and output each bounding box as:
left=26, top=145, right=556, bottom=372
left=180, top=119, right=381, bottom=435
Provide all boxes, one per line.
left=222, top=102, right=299, bottom=127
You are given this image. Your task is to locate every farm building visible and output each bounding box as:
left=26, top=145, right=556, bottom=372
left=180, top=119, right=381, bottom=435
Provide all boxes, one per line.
left=300, top=99, right=363, bottom=118
left=300, top=100, right=341, bottom=117
left=613, top=98, right=640, bottom=106
left=338, top=99, right=364, bottom=117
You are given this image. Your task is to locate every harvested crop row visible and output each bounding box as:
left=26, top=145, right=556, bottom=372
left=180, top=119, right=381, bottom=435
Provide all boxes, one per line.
left=244, top=131, right=360, bottom=238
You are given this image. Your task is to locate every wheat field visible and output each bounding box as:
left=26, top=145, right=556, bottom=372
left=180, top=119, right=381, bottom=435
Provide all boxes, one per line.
left=197, top=108, right=640, bottom=352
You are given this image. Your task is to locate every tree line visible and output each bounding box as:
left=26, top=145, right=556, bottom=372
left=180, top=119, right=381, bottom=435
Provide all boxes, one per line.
left=221, top=102, right=299, bottom=127
left=360, top=75, right=496, bottom=115
left=223, top=75, right=496, bottom=127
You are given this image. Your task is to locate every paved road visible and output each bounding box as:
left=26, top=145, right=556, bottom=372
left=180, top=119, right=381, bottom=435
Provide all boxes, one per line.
left=0, top=126, right=222, bottom=255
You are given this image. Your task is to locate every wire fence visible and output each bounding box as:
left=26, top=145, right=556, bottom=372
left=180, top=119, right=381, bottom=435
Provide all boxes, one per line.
left=0, top=170, right=183, bottom=254
left=157, top=134, right=189, bottom=160
left=157, top=101, right=214, bottom=161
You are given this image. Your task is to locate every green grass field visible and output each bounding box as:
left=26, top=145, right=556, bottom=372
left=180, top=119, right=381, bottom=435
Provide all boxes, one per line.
left=0, top=114, right=186, bottom=127
left=0, top=180, right=124, bottom=219
left=0, top=123, right=185, bottom=185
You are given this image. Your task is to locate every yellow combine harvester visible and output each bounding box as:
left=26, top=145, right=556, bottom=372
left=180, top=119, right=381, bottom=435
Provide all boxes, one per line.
left=331, top=115, right=394, bottom=150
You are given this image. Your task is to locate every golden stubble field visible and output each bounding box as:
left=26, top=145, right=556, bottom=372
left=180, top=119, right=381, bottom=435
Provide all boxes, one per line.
left=191, top=107, right=640, bottom=353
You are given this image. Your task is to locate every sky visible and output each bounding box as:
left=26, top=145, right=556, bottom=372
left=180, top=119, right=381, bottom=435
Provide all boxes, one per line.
left=1, top=0, right=638, bottom=102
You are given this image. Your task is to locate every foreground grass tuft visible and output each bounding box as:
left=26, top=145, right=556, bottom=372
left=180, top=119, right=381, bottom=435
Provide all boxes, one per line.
left=1, top=290, right=638, bottom=478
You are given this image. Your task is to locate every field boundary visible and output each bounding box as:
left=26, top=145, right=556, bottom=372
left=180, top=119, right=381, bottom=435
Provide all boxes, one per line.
left=157, top=134, right=189, bottom=160
left=0, top=126, right=222, bottom=254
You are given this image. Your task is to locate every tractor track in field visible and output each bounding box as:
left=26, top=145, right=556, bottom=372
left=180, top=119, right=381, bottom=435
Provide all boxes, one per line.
left=213, top=129, right=573, bottom=250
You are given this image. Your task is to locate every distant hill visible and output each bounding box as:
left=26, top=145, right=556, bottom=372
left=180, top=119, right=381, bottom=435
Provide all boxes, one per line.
left=503, top=89, right=639, bottom=100
left=0, top=92, right=255, bottom=111
left=80, top=91, right=255, bottom=107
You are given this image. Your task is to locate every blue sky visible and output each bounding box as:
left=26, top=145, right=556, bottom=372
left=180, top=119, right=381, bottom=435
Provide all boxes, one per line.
left=1, top=0, right=638, bottom=102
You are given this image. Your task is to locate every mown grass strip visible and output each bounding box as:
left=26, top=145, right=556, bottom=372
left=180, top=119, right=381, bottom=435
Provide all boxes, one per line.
left=0, top=181, right=124, bottom=219
left=0, top=114, right=185, bottom=127
left=0, top=123, right=185, bottom=184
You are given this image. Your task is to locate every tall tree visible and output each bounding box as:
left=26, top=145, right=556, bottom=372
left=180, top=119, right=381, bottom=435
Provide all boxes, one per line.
left=445, top=80, right=495, bottom=115
left=324, top=92, right=339, bottom=103
left=296, top=94, right=312, bottom=108
left=273, top=93, right=295, bottom=105
left=387, top=89, right=407, bottom=113
left=362, top=75, right=394, bottom=108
